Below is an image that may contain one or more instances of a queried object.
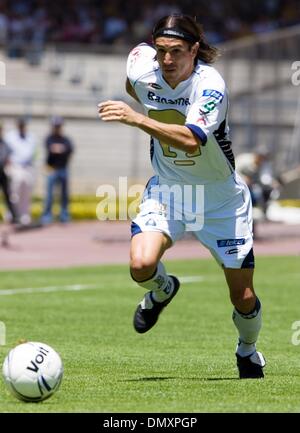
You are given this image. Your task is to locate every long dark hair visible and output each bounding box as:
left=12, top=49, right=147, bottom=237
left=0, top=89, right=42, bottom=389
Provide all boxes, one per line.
left=152, top=14, right=219, bottom=64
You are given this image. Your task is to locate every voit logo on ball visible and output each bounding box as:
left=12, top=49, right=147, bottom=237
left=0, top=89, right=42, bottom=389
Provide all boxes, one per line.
left=2, top=341, right=63, bottom=402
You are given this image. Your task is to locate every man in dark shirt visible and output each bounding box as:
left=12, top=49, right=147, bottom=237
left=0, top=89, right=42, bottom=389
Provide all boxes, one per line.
left=41, top=116, right=74, bottom=224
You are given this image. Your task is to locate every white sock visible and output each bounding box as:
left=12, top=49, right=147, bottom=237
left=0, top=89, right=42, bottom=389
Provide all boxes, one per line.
left=232, top=298, right=262, bottom=357
left=134, top=262, right=175, bottom=306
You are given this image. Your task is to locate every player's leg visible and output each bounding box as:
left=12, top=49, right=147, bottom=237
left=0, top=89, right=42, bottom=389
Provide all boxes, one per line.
left=130, top=231, right=170, bottom=280
left=224, top=266, right=262, bottom=348
left=224, top=266, right=265, bottom=378
left=130, top=231, right=180, bottom=333
left=194, top=174, right=265, bottom=378
left=130, top=175, right=184, bottom=333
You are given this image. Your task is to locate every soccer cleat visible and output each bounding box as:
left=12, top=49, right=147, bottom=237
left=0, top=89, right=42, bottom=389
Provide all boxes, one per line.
left=236, top=351, right=266, bottom=379
left=133, top=276, right=180, bottom=334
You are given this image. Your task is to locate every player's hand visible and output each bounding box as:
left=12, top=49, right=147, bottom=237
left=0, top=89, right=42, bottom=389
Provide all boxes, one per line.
left=98, top=100, right=140, bottom=126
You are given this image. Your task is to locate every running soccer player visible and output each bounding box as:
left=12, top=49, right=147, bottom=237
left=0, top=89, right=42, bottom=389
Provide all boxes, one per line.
left=98, top=14, right=266, bottom=379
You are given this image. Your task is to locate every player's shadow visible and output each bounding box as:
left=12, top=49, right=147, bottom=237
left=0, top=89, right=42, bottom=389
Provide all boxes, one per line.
left=122, top=376, right=238, bottom=382
left=203, top=377, right=238, bottom=381
left=122, top=376, right=177, bottom=382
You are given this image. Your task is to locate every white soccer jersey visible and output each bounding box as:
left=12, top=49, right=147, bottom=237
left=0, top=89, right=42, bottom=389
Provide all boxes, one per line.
left=127, top=43, right=235, bottom=185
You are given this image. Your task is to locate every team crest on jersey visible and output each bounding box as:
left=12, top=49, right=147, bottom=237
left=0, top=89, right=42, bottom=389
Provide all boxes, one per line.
left=148, top=83, right=163, bottom=90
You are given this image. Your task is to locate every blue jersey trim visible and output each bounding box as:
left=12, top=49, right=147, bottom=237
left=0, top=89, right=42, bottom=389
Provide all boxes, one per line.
left=185, top=124, right=207, bottom=145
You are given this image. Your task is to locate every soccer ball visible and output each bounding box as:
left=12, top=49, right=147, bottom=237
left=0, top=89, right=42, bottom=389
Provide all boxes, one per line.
left=2, top=341, right=63, bottom=402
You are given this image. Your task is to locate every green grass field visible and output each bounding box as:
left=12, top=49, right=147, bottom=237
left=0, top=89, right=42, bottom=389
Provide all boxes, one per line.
left=0, top=256, right=299, bottom=413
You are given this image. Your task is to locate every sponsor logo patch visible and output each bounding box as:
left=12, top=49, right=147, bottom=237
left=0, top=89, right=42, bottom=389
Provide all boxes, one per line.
left=217, top=239, right=246, bottom=248
left=225, top=248, right=240, bottom=255
left=199, top=100, right=216, bottom=114
left=148, top=91, right=190, bottom=106
left=148, top=83, right=163, bottom=90
left=202, top=89, right=224, bottom=101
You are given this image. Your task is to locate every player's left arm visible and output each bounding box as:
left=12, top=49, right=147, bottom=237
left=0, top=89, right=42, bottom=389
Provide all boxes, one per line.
left=98, top=100, right=200, bottom=154
left=185, top=79, right=228, bottom=146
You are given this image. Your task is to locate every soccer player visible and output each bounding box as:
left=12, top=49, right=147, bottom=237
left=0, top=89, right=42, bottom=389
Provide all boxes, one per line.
left=98, top=14, right=265, bottom=379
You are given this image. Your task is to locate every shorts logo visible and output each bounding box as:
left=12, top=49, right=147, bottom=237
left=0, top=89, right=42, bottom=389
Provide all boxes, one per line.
left=146, top=218, right=157, bottom=226
left=217, top=239, right=245, bottom=248
left=225, top=248, right=240, bottom=255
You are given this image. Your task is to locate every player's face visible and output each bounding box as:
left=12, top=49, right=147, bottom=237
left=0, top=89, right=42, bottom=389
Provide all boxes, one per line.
left=155, top=37, right=198, bottom=88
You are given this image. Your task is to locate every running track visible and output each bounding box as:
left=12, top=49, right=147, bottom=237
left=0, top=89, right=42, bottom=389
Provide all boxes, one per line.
left=0, top=220, right=299, bottom=270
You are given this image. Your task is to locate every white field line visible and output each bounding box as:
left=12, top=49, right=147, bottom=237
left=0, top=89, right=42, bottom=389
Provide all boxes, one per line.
left=0, top=276, right=205, bottom=296
left=0, top=284, right=98, bottom=296
left=178, top=276, right=204, bottom=283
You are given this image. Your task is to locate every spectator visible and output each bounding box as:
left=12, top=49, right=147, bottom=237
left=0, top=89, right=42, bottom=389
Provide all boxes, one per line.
left=103, top=12, right=128, bottom=44
left=41, top=116, right=74, bottom=224
left=0, top=4, right=8, bottom=47
left=235, top=151, right=271, bottom=209
left=235, top=151, right=278, bottom=237
left=0, top=0, right=299, bottom=52
left=5, top=117, right=37, bottom=226
left=0, top=123, right=18, bottom=224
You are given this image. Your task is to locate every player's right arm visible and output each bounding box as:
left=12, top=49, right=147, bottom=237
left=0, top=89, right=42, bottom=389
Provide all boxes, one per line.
left=125, top=78, right=140, bottom=103
left=98, top=100, right=201, bottom=153
left=126, top=43, right=156, bottom=101
left=100, top=44, right=201, bottom=153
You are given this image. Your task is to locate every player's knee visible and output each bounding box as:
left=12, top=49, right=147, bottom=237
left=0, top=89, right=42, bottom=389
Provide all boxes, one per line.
left=130, top=256, right=157, bottom=281
left=230, top=289, right=256, bottom=312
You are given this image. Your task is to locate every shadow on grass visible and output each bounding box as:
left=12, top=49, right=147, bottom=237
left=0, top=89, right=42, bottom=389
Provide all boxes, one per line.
left=122, top=376, right=238, bottom=382
left=123, top=377, right=177, bottom=382
left=204, top=377, right=238, bottom=381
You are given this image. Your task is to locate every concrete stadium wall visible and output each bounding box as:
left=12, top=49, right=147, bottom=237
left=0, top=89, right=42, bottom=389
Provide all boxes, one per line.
left=1, top=32, right=299, bottom=195
left=2, top=117, right=154, bottom=197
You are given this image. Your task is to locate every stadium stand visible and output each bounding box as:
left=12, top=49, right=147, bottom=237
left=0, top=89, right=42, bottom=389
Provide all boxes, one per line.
left=0, top=1, right=299, bottom=199
left=0, top=0, right=299, bottom=51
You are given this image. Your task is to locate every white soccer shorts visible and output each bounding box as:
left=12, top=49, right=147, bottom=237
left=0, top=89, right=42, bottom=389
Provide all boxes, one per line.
left=131, top=174, right=254, bottom=269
